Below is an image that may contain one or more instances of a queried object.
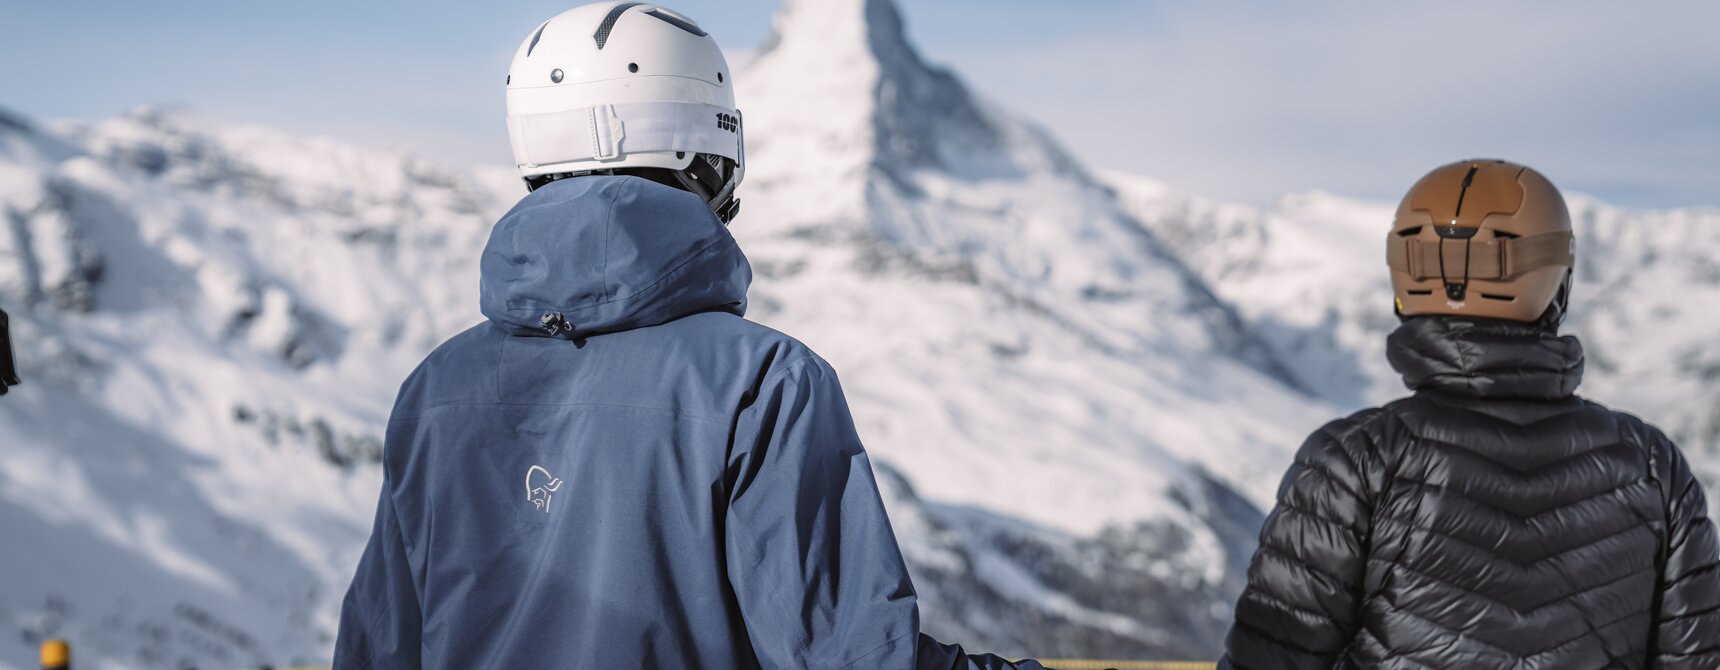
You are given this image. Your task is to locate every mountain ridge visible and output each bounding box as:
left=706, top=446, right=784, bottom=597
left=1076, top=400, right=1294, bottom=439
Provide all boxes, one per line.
left=8, top=0, right=1712, bottom=667
left=0, top=93, right=1302, bottom=664
left=1105, top=169, right=1720, bottom=513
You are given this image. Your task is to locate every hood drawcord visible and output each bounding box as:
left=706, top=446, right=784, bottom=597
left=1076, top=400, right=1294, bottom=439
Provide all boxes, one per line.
left=540, top=312, right=574, bottom=338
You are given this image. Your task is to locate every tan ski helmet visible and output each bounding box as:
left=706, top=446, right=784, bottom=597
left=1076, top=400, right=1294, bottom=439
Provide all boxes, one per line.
left=1387, top=159, right=1575, bottom=323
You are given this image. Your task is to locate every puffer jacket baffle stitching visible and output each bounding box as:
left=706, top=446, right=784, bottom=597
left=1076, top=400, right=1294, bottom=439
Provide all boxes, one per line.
left=1222, top=317, right=1720, bottom=669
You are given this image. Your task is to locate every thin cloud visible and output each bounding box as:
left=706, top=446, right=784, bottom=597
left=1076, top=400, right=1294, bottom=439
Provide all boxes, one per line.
left=945, top=2, right=1720, bottom=207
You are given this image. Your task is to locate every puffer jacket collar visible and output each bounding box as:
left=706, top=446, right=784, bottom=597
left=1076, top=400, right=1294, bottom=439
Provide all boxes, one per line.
left=1386, top=316, right=1584, bottom=401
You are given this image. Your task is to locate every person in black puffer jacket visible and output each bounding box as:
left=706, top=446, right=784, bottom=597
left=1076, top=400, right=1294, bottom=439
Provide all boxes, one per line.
left=1221, top=160, right=1720, bottom=669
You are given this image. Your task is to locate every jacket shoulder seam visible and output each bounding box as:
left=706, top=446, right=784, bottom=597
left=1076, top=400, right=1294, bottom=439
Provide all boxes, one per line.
left=755, top=355, right=825, bottom=392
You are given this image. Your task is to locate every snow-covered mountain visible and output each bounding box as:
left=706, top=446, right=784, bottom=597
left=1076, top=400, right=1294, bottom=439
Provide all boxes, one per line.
left=0, top=105, right=520, bottom=668
left=1105, top=171, right=1720, bottom=513
left=10, top=0, right=1711, bottom=667
left=729, top=0, right=1339, bottom=656
left=2, top=0, right=1333, bottom=664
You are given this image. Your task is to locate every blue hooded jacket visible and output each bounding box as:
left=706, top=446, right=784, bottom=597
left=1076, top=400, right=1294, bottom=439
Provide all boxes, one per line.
left=335, top=176, right=1040, bottom=670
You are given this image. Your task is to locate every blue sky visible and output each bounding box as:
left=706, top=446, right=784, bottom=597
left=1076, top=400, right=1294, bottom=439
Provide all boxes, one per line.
left=3, top=1, right=1717, bottom=207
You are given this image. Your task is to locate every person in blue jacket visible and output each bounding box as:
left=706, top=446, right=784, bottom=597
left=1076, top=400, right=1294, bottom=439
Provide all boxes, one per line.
left=334, top=4, right=1042, bottom=669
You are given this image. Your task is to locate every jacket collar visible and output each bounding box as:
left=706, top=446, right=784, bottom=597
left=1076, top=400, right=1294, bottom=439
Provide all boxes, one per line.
left=479, top=176, right=750, bottom=338
left=1386, top=317, right=1584, bottom=401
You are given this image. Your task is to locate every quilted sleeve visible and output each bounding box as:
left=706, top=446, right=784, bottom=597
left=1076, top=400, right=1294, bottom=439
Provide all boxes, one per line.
left=1221, top=415, right=1379, bottom=670
left=1648, top=429, right=1720, bottom=668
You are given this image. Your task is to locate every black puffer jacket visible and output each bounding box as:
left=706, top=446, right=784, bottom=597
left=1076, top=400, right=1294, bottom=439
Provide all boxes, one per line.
left=1222, top=317, right=1720, bottom=669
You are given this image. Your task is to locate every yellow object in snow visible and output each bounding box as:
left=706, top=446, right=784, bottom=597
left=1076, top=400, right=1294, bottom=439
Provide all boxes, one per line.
left=40, top=639, right=70, bottom=670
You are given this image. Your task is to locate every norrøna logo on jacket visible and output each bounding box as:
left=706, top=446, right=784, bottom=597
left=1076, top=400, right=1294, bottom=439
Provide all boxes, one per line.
left=526, top=465, right=562, bottom=513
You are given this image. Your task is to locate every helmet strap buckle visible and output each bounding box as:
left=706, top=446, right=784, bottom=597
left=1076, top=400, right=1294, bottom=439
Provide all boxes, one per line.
left=715, top=197, right=741, bottom=224
left=1436, top=231, right=1476, bottom=304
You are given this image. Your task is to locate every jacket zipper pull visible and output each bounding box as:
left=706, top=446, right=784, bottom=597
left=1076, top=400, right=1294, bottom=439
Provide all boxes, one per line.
left=539, top=312, right=573, bottom=338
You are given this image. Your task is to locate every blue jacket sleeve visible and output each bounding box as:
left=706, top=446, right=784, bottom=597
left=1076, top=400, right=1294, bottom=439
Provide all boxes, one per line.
left=724, top=356, right=1042, bottom=670
left=334, top=484, right=423, bottom=669
left=916, top=636, right=1046, bottom=670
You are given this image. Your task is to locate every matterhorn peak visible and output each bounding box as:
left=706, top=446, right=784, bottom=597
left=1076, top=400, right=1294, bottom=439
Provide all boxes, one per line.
left=741, top=0, right=1004, bottom=177
left=755, top=0, right=917, bottom=66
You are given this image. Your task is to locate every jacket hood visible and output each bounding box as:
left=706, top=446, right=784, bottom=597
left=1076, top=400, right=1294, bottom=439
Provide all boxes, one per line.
left=480, top=176, right=751, bottom=337
left=1386, top=317, right=1584, bottom=401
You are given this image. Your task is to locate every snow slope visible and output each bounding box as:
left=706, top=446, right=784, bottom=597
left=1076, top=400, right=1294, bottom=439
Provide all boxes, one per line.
left=1106, top=170, right=1720, bottom=511
left=0, top=0, right=1421, bottom=666
left=0, top=105, right=519, bottom=668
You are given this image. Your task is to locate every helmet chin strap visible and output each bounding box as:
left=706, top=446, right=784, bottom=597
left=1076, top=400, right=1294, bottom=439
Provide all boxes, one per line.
left=703, top=113, right=745, bottom=224
left=672, top=172, right=740, bottom=224
left=1534, top=270, right=1574, bottom=331
left=667, top=152, right=741, bottom=224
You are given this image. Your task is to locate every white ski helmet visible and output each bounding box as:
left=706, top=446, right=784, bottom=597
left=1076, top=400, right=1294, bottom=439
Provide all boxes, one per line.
left=505, top=2, right=744, bottom=221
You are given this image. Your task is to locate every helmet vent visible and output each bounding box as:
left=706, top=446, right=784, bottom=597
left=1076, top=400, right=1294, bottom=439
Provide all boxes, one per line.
left=1452, top=164, right=1480, bottom=220
left=595, top=3, right=646, bottom=50
left=645, top=9, right=708, bottom=37
left=1480, top=293, right=1516, bottom=302
left=526, top=21, right=549, bottom=57
left=1396, top=227, right=1423, bottom=238
left=1407, top=289, right=1434, bottom=296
